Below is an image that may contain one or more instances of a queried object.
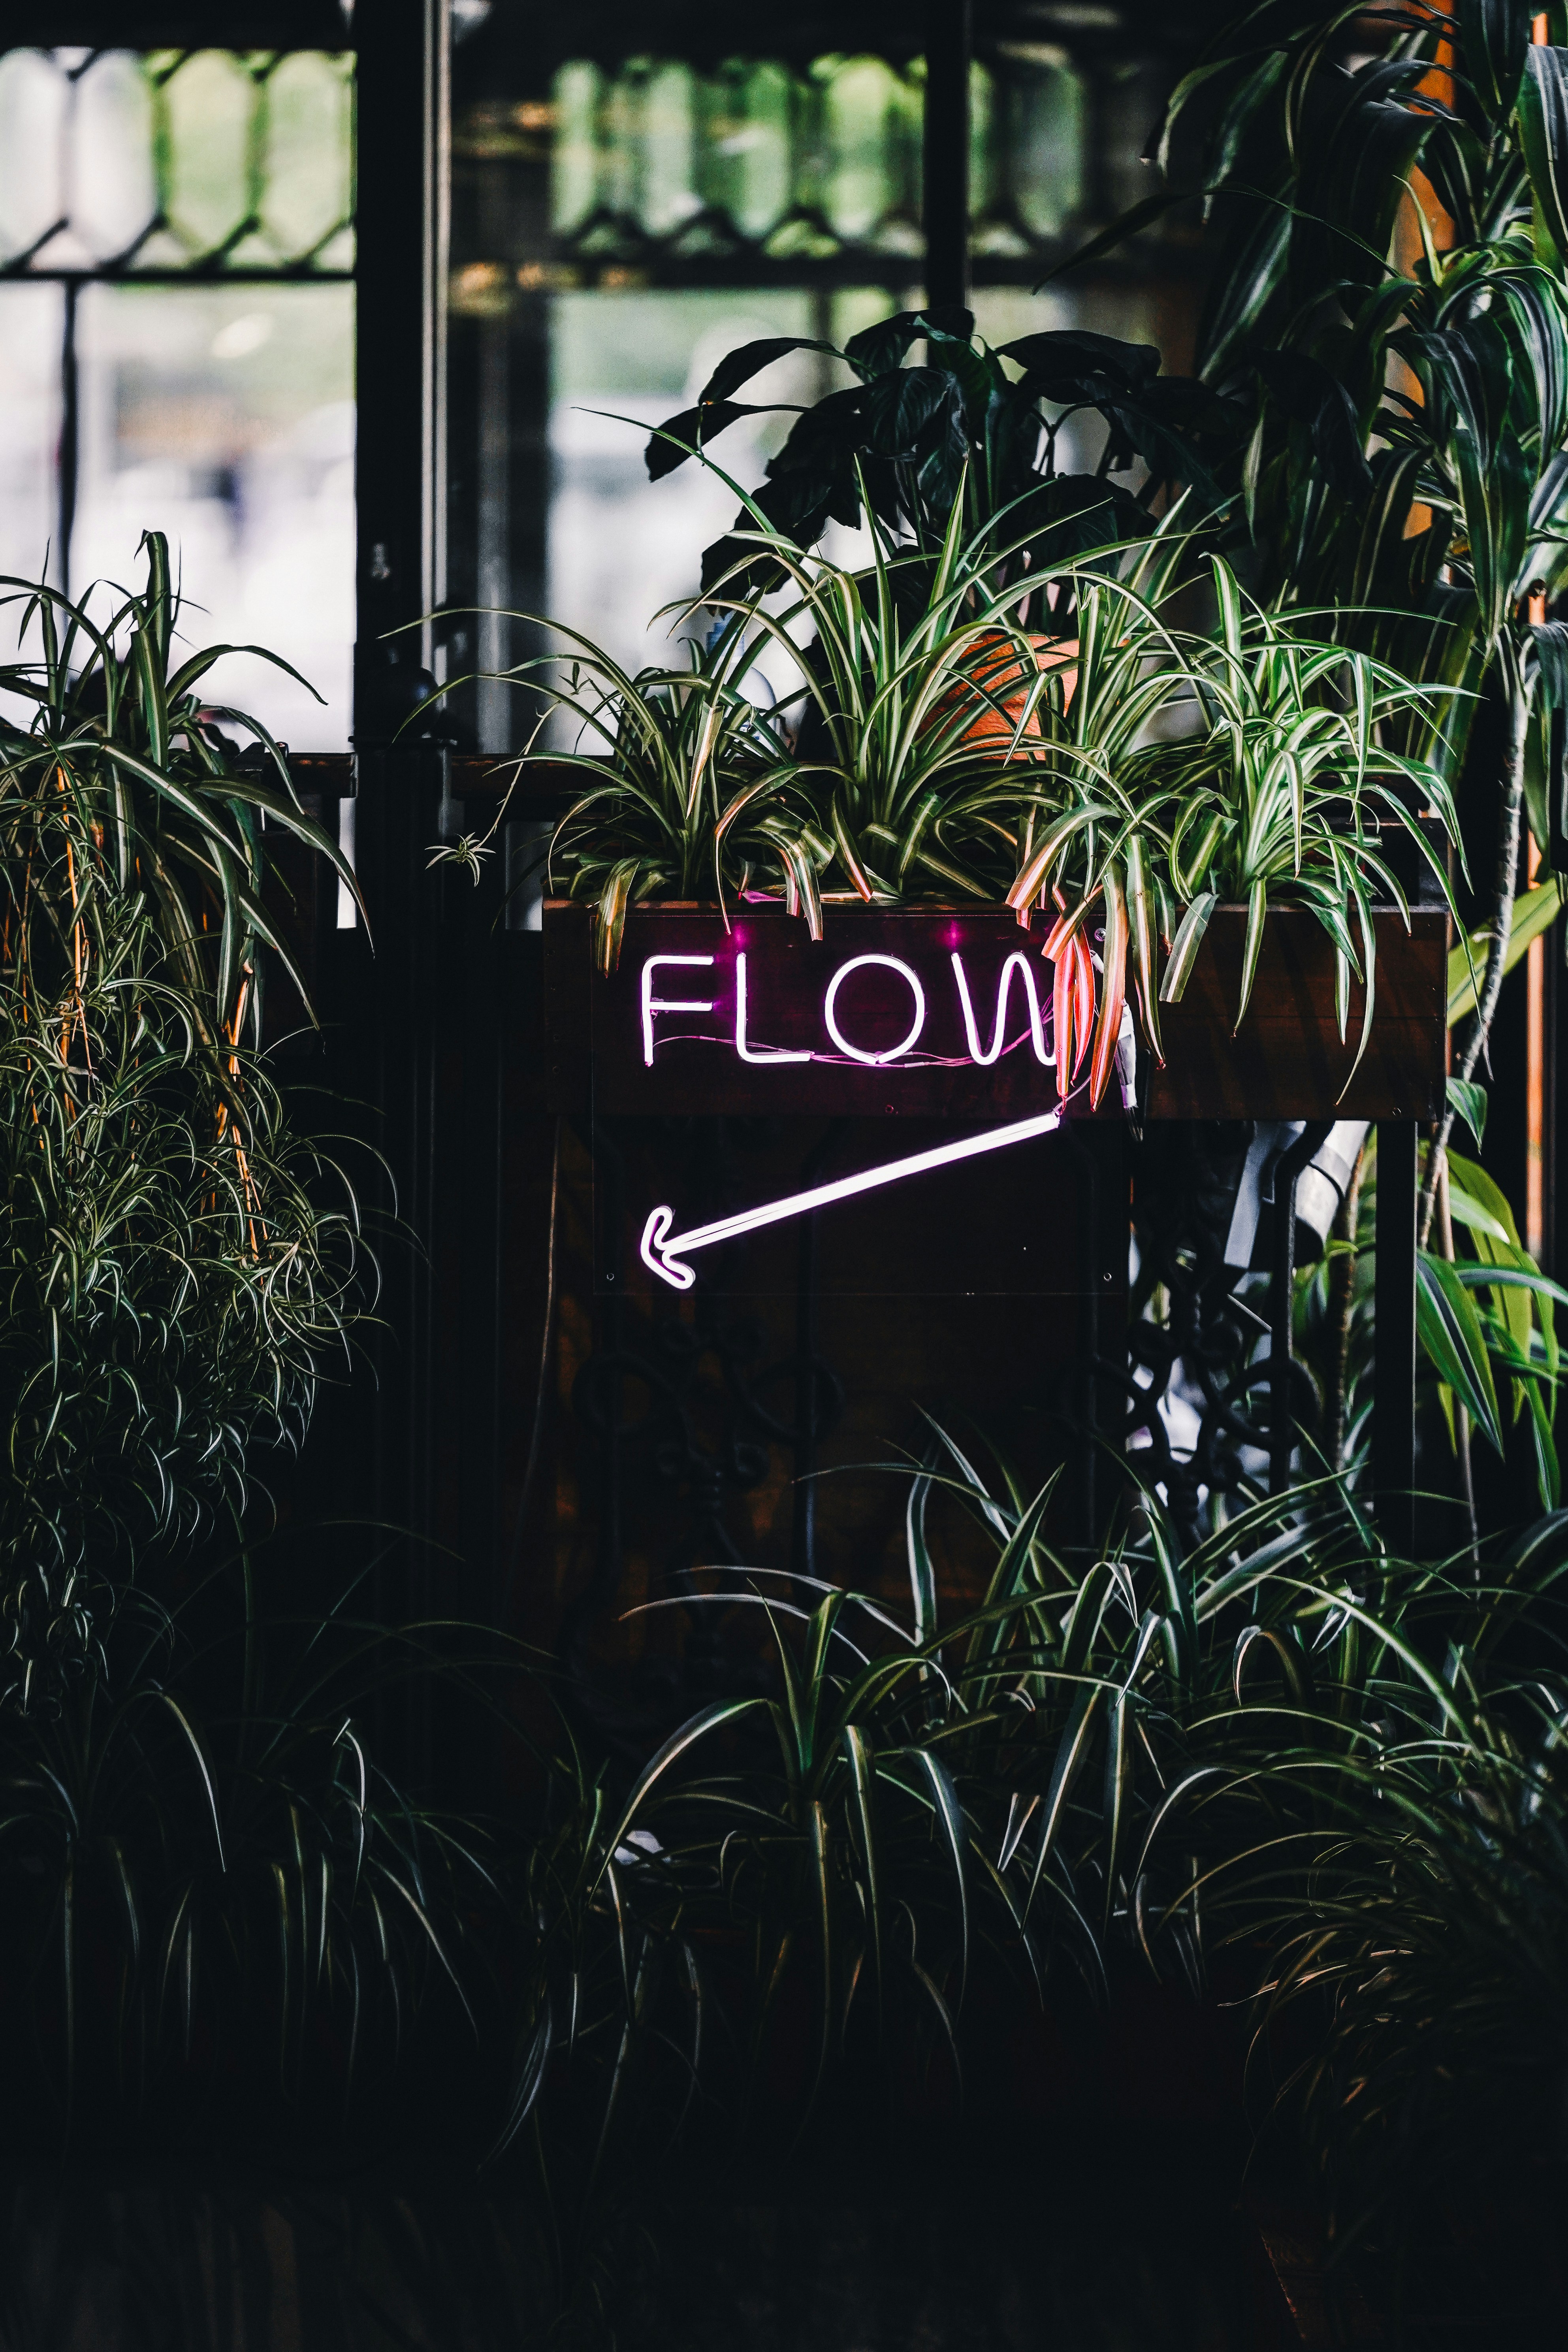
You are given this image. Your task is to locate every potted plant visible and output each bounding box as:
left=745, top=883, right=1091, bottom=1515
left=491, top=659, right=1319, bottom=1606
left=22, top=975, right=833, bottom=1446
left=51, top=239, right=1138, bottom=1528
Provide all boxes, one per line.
left=1152, top=0, right=1568, bottom=1222
left=518, top=486, right=1455, bottom=1121
left=0, top=533, right=363, bottom=1697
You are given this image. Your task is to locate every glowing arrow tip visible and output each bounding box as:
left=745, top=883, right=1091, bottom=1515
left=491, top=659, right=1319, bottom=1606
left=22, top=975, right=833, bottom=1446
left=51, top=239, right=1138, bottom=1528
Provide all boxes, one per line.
left=640, top=1204, right=694, bottom=1290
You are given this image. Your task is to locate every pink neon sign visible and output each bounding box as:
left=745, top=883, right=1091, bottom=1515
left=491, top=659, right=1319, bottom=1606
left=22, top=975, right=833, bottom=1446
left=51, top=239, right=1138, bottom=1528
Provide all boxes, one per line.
left=638, top=944, right=1056, bottom=1073
left=546, top=903, right=1131, bottom=1122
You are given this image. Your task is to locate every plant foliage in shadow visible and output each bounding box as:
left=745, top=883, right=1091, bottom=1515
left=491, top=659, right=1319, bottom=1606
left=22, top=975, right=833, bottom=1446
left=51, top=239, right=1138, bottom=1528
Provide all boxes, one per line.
left=0, top=536, right=369, bottom=1692
left=0, top=1541, right=508, bottom=2162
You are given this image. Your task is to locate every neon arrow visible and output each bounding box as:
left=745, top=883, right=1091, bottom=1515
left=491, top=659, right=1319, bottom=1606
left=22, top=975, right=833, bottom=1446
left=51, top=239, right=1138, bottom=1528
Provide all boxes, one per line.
left=638, top=1109, right=1064, bottom=1290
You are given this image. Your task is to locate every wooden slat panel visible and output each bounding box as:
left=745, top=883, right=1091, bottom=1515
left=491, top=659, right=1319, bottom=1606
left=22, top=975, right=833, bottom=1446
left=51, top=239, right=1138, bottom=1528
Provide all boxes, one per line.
left=1148, top=907, right=1447, bottom=1120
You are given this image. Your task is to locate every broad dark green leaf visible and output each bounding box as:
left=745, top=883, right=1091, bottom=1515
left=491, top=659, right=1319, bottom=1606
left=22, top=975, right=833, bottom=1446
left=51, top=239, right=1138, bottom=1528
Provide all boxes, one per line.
left=698, top=334, right=840, bottom=407
left=999, top=328, right=1161, bottom=403
left=858, top=365, right=960, bottom=455
left=842, top=307, right=972, bottom=379
left=1460, top=0, right=1533, bottom=122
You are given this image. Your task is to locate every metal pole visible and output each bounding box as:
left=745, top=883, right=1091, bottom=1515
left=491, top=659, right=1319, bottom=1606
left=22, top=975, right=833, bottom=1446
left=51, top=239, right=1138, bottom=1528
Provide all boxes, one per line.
left=1374, top=1119, right=1419, bottom=1552
left=923, top=0, right=973, bottom=315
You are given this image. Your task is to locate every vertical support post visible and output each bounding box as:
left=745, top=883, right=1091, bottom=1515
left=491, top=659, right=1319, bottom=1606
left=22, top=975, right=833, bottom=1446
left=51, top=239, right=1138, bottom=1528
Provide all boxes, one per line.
left=1269, top=1124, right=1331, bottom=1494
left=1067, top=1119, right=1129, bottom=1547
left=347, top=0, right=450, bottom=1785
left=355, top=0, right=448, bottom=739
left=1374, top=1119, right=1418, bottom=1553
left=58, top=281, right=79, bottom=598
left=1545, top=702, right=1564, bottom=1282
left=792, top=1204, right=821, bottom=1587
left=923, top=0, right=973, bottom=314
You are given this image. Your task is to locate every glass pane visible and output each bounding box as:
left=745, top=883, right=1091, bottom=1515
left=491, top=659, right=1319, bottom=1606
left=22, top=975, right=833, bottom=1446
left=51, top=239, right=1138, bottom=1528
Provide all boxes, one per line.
left=161, top=51, right=256, bottom=260
left=1011, top=58, right=1085, bottom=243
left=548, top=288, right=819, bottom=680
left=72, top=282, right=355, bottom=747
left=0, top=48, right=353, bottom=279
left=705, top=62, right=793, bottom=242
left=73, top=50, right=158, bottom=264
left=0, top=49, right=65, bottom=266
left=0, top=283, right=61, bottom=584
left=819, top=56, right=922, bottom=249
left=640, top=63, right=700, bottom=239
left=552, top=61, right=600, bottom=237
left=253, top=51, right=356, bottom=265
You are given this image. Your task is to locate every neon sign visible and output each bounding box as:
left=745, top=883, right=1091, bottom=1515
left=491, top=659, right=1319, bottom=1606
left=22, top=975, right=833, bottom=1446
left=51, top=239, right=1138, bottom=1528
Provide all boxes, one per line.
left=544, top=904, right=1122, bottom=1120
left=639, top=1107, right=1064, bottom=1289
left=546, top=898, right=1450, bottom=1126
left=639, top=944, right=1055, bottom=1072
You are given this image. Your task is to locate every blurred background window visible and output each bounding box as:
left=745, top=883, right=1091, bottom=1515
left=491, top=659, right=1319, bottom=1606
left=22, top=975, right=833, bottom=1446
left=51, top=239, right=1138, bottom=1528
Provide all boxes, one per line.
left=0, top=37, right=354, bottom=746
left=0, top=7, right=1214, bottom=756
left=443, top=1, right=1205, bottom=751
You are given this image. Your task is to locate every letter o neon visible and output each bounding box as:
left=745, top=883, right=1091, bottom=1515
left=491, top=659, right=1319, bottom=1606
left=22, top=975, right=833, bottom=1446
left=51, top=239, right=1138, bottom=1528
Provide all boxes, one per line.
left=823, top=955, right=926, bottom=1065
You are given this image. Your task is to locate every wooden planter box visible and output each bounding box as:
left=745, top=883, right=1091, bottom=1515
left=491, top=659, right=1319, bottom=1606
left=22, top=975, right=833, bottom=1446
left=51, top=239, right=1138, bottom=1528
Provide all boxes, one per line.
left=543, top=900, right=1447, bottom=1122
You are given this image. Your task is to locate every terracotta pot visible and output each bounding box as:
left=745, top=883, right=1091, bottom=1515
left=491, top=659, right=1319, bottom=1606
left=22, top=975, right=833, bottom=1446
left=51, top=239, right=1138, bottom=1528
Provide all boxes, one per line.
left=931, top=630, right=1077, bottom=755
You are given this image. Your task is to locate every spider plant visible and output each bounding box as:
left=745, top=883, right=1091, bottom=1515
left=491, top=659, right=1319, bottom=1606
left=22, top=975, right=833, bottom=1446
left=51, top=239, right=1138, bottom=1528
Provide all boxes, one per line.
left=998, top=556, right=1460, bottom=1097
left=486, top=610, right=822, bottom=974
left=0, top=1546, right=499, bottom=2154
left=0, top=894, right=368, bottom=1699
left=582, top=1575, right=1032, bottom=2138
left=587, top=1431, right=1415, bottom=2128
left=0, top=535, right=369, bottom=1690
left=0, top=532, right=358, bottom=1039
left=1162, top=1511, right=1568, bottom=2297
left=1155, top=0, right=1568, bottom=1241
left=1150, top=564, right=1460, bottom=1049
left=695, top=485, right=1088, bottom=919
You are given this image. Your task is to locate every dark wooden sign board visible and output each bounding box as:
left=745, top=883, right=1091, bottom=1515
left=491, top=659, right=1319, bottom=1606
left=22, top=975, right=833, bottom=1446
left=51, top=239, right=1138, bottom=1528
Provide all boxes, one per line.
left=543, top=901, right=1448, bottom=1122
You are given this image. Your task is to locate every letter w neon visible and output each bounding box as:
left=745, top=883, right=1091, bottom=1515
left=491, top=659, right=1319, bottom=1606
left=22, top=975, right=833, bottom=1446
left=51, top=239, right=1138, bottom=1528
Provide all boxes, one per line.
left=950, top=952, right=1052, bottom=1066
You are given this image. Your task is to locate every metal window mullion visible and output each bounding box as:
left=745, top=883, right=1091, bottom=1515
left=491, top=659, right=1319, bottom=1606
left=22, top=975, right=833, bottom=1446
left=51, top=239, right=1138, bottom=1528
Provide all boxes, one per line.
left=923, top=0, right=971, bottom=313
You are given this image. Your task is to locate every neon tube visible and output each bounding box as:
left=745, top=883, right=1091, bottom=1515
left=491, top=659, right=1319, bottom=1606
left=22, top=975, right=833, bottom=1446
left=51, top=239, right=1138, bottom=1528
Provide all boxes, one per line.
left=950, top=951, right=1051, bottom=1066
left=823, top=953, right=926, bottom=1064
left=642, top=953, right=715, bottom=1065
left=735, top=951, right=810, bottom=1063
left=639, top=1107, right=1063, bottom=1289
